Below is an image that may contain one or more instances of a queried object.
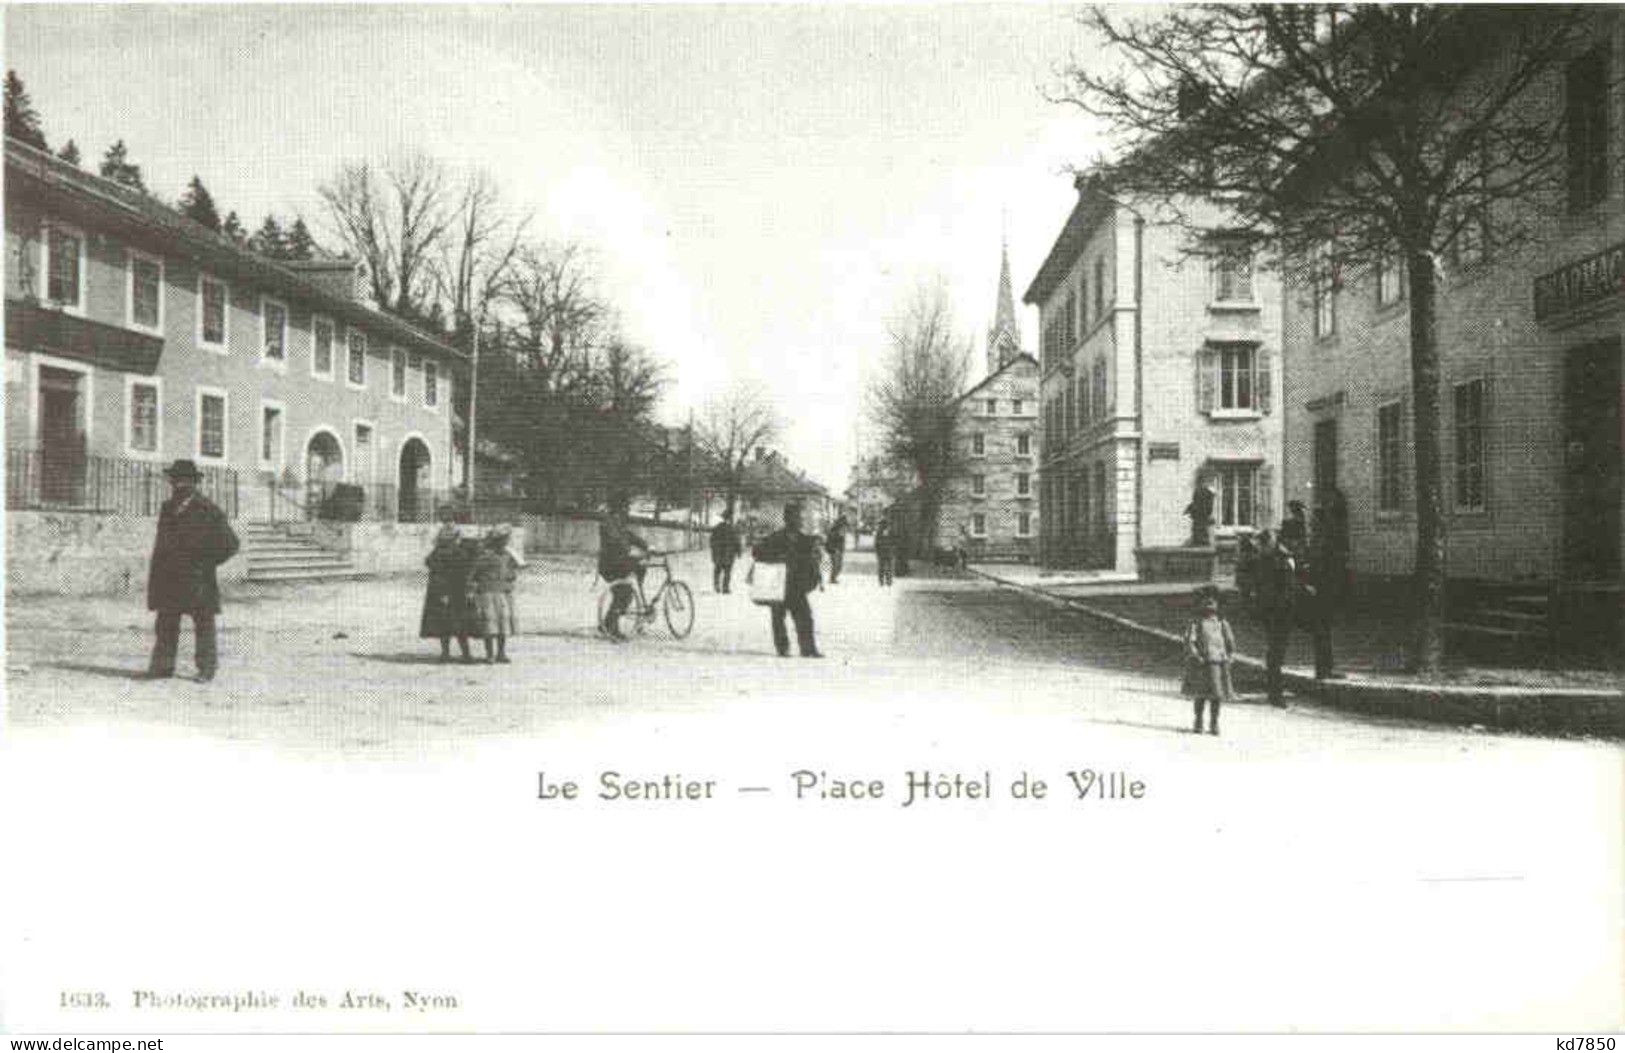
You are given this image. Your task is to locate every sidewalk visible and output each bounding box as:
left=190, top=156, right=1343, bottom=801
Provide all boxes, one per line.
left=969, top=563, right=1624, bottom=737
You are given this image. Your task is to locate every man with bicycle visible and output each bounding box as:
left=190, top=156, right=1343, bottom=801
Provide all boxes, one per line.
left=598, top=497, right=650, bottom=642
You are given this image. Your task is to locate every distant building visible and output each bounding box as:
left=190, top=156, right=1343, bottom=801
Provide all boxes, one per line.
left=933, top=240, right=1040, bottom=561
left=1024, top=175, right=1283, bottom=573
left=736, top=447, right=834, bottom=538
left=5, top=137, right=462, bottom=525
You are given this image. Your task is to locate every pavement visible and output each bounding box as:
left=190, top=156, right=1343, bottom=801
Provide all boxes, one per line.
left=967, top=561, right=1624, bottom=736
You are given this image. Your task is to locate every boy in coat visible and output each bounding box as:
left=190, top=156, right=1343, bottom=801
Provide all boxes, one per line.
left=710, top=512, right=742, bottom=594
left=1182, top=588, right=1236, bottom=735
left=751, top=501, right=823, bottom=658
left=146, top=459, right=240, bottom=682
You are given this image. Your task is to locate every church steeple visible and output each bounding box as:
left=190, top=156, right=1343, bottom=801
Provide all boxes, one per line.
left=987, top=233, right=1021, bottom=377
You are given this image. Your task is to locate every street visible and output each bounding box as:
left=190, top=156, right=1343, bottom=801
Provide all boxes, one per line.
left=3, top=552, right=1620, bottom=1031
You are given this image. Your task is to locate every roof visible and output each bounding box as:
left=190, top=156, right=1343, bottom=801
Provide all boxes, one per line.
left=5, top=137, right=465, bottom=364
left=954, top=352, right=1039, bottom=406
left=1022, top=176, right=1118, bottom=306
left=740, top=452, right=831, bottom=498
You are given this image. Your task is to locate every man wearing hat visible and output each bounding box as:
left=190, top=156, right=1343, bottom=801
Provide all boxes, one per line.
left=146, top=459, right=240, bottom=682
left=750, top=501, right=824, bottom=658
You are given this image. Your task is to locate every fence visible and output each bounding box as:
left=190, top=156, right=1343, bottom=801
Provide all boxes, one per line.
left=265, top=476, right=460, bottom=525
left=6, top=448, right=240, bottom=518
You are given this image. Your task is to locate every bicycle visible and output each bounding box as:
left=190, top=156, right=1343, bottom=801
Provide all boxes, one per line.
left=596, top=552, right=696, bottom=640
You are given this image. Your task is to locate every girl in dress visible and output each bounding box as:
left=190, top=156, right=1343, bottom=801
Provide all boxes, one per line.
left=468, top=525, right=522, bottom=663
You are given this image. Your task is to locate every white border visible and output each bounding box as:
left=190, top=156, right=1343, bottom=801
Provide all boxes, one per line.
left=194, top=384, right=230, bottom=464
left=259, top=397, right=288, bottom=473
left=39, top=219, right=88, bottom=316
left=125, top=247, right=165, bottom=335
left=197, top=272, right=229, bottom=353
left=122, top=373, right=163, bottom=460
left=29, top=352, right=95, bottom=451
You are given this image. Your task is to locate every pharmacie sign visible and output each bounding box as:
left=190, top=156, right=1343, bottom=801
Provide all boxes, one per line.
left=1534, top=241, right=1625, bottom=322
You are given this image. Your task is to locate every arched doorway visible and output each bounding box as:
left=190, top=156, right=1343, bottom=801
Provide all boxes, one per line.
left=398, top=437, right=432, bottom=523
left=305, top=430, right=344, bottom=511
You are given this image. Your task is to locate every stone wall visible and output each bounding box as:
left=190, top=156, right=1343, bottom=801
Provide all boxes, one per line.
left=6, top=509, right=248, bottom=598
left=521, top=514, right=705, bottom=557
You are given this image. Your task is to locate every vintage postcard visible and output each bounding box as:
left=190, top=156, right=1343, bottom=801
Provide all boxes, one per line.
left=2, top=3, right=1620, bottom=1041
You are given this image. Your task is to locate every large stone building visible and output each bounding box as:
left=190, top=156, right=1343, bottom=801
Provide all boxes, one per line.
left=933, top=242, right=1040, bottom=561
left=1024, top=176, right=1284, bottom=573
left=1281, top=14, right=1622, bottom=617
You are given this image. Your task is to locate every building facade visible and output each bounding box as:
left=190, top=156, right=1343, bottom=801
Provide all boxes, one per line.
left=5, top=138, right=462, bottom=526
left=932, top=243, right=1039, bottom=561
left=1281, top=16, right=1624, bottom=592
left=1025, top=177, right=1284, bottom=573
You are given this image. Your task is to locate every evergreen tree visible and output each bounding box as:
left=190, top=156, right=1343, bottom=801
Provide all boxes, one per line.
left=99, top=139, right=146, bottom=192
left=178, top=175, right=222, bottom=232
left=222, top=211, right=247, bottom=245
left=56, top=139, right=81, bottom=167
left=4, top=71, right=48, bottom=150
left=284, top=216, right=317, bottom=261
left=249, top=214, right=286, bottom=258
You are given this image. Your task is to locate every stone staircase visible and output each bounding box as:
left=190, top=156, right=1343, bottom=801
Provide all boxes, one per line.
left=241, top=521, right=360, bottom=583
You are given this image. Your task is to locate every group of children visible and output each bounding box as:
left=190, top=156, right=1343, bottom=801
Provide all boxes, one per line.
left=419, top=523, right=524, bottom=663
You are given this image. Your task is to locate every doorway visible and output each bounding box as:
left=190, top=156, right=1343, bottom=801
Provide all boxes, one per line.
left=398, top=437, right=432, bottom=522
left=1563, top=339, right=1622, bottom=581
left=38, top=364, right=88, bottom=504
left=1313, top=417, right=1339, bottom=505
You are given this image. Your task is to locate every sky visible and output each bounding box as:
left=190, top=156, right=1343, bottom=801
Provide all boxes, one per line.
left=6, top=4, right=1110, bottom=491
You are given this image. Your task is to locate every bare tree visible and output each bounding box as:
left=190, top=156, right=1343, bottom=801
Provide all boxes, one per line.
left=436, top=169, right=529, bottom=336
left=866, top=280, right=972, bottom=558
left=1057, top=4, right=1594, bottom=673
left=498, top=240, right=608, bottom=392
left=318, top=153, right=457, bottom=322
left=696, top=381, right=784, bottom=517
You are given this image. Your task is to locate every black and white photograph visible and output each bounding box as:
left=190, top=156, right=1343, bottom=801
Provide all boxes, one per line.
left=1, top=3, right=1621, bottom=1042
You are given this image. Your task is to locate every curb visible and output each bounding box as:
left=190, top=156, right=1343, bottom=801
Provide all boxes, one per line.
left=968, top=567, right=1625, bottom=737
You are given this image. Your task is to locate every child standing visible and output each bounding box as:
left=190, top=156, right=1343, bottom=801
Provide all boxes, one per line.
left=1182, top=589, right=1236, bottom=736
left=468, top=525, right=522, bottom=663
left=420, top=525, right=473, bottom=663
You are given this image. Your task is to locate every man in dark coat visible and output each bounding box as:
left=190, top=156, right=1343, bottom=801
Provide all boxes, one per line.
left=824, top=512, right=851, bottom=584
left=1280, top=500, right=1310, bottom=558
left=146, top=459, right=240, bottom=682
left=752, top=502, right=823, bottom=657
left=598, top=501, right=649, bottom=642
left=710, top=511, right=742, bottom=594
left=1254, top=529, right=1296, bottom=707
left=1305, top=508, right=1340, bottom=680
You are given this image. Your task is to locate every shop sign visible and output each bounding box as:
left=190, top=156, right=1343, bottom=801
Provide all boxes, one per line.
left=1534, top=241, right=1625, bottom=322
left=1148, top=442, right=1181, bottom=461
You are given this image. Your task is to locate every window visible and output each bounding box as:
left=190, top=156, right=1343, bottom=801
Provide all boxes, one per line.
left=1212, top=244, right=1254, bottom=303
left=971, top=514, right=986, bottom=537
left=347, top=329, right=367, bottom=387
left=262, top=299, right=287, bottom=362
left=971, top=474, right=986, bottom=497
left=197, top=389, right=228, bottom=462
left=1079, top=274, right=1089, bottom=331
left=1376, top=256, right=1405, bottom=307
left=1077, top=373, right=1090, bottom=427
left=1376, top=400, right=1406, bottom=513
left=260, top=403, right=285, bottom=470
left=129, top=251, right=163, bottom=331
left=1016, top=472, right=1031, bottom=496
left=353, top=422, right=375, bottom=484
left=1213, top=463, right=1260, bottom=528
left=312, top=316, right=335, bottom=379
left=1453, top=380, right=1487, bottom=512
left=44, top=224, right=85, bottom=311
left=126, top=378, right=160, bottom=457
left=985, top=398, right=998, bottom=415
left=1016, top=433, right=1031, bottom=456
left=1093, top=258, right=1106, bottom=318
left=1017, top=511, right=1032, bottom=538
left=1567, top=46, right=1609, bottom=212
left=1200, top=343, right=1270, bottom=415
left=1313, top=246, right=1337, bottom=339
left=199, top=276, right=227, bottom=349
left=1012, top=398, right=1024, bottom=415
left=1092, top=359, right=1108, bottom=420
left=1452, top=208, right=1487, bottom=268
left=424, top=360, right=439, bottom=408
left=972, top=433, right=986, bottom=457
left=390, top=347, right=407, bottom=398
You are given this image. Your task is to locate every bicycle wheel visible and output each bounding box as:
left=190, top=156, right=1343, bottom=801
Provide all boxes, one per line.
left=662, top=580, right=695, bottom=639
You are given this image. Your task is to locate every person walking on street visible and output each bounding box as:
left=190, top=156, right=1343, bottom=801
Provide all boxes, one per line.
left=710, top=511, right=742, bottom=594
left=1181, top=588, right=1236, bottom=735
left=825, top=512, right=851, bottom=584
left=146, top=459, right=239, bottom=682
left=1255, top=529, right=1297, bottom=707
left=421, top=523, right=473, bottom=663
left=874, top=518, right=896, bottom=587
left=751, top=501, right=823, bottom=657
left=598, top=500, right=650, bottom=642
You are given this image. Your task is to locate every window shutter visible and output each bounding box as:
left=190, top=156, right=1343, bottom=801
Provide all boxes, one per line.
left=1197, top=346, right=1216, bottom=414
left=1255, top=347, right=1272, bottom=414
left=1399, top=396, right=1411, bottom=505
left=1257, top=463, right=1274, bottom=529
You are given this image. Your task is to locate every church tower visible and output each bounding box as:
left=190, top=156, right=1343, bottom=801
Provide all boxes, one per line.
left=986, top=236, right=1021, bottom=377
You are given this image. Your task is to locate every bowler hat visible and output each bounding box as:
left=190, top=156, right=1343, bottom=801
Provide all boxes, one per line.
left=163, top=459, right=203, bottom=480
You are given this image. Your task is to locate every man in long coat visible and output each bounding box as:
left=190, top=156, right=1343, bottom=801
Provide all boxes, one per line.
left=710, top=511, right=742, bottom=594
left=1254, top=529, right=1296, bottom=707
left=598, top=500, right=650, bottom=641
left=147, top=459, right=240, bottom=682
left=752, top=501, right=823, bottom=658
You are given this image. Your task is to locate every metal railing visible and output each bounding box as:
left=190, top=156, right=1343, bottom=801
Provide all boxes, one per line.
left=264, top=475, right=459, bottom=525
left=7, top=448, right=239, bottom=518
